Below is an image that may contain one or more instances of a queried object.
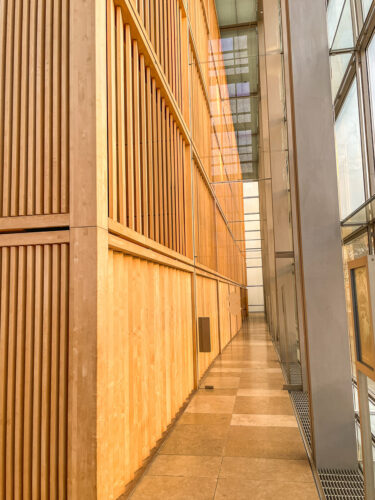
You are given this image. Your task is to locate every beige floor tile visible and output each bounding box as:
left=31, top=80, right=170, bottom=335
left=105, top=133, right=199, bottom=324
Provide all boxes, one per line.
left=160, top=424, right=229, bottom=456
left=233, top=396, right=294, bottom=415
left=214, top=478, right=319, bottom=500
left=186, top=396, right=236, bottom=414
left=237, top=389, right=289, bottom=398
left=131, top=476, right=217, bottom=500
left=230, top=414, right=298, bottom=428
left=203, top=377, right=240, bottom=389
left=219, top=457, right=314, bottom=483
left=178, top=413, right=232, bottom=426
left=224, top=426, right=307, bottom=460
left=147, top=455, right=222, bottom=478
left=196, top=389, right=238, bottom=397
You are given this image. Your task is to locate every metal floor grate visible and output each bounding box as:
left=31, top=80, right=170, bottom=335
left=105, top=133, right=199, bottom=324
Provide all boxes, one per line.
left=318, top=469, right=364, bottom=499
left=290, top=391, right=312, bottom=448
left=289, top=391, right=365, bottom=499
left=281, top=362, right=302, bottom=385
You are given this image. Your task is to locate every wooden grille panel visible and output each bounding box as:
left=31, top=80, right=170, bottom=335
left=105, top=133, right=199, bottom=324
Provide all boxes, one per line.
left=0, top=0, right=69, bottom=218
left=108, top=7, right=188, bottom=255
left=0, top=242, right=69, bottom=500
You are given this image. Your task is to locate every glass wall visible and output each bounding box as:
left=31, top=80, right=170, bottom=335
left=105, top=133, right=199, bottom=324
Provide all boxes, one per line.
left=327, top=0, right=375, bottom=478
left=335, top=79, right=365, bottom=218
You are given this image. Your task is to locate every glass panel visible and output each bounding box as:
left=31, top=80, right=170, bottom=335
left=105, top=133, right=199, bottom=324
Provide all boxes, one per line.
left=327, top=0, right=346, bottom=47
left=215, top=0, right=257, bottom=26
left=247, top=267, right=263, bottom=285
left=367, top=33, right=375, bottom=150
left=332, top=0, right=354, bottom=51
left=330, top=52, right=352, bottom=101
left=245, top=220, right=260, bottom=231
left=335, top=79, right=365, bottom=218
left=362, top=0, right=373, bottom=20
left=244, top=197, right=259, bottom=214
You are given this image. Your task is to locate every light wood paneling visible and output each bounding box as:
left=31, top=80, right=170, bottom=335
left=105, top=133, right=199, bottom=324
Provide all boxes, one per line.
left=99, top=251, right=195, bottom=497
left=0, top=240, right=69, bottom=500
left=196, top=275, right=220, bottom=377
left=218, top=281, right=231, bottom=349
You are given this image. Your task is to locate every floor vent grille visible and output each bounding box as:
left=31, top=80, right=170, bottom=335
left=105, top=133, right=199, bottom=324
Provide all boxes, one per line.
left=290, top=391, right=312, bottom=448
left=318, top=469, right=364, bottom=499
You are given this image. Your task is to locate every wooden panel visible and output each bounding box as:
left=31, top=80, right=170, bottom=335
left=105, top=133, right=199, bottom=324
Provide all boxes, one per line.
left=218, top=281, right=231, bottom=349
left=107, top=12, right=189, bottom=256
left=0, top=241, right=69, bottom=500
left=98, top=251, right=195, bottom=497
left=0, top=0, right=69, bottom=218
left=196, top=275, right=220, bottom=377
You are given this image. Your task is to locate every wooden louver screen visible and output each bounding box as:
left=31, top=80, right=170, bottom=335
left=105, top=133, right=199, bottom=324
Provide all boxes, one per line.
left=107, top=5, right=187, bottom=256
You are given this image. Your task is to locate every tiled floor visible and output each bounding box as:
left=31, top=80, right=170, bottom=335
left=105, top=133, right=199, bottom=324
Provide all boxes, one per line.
left=130, top=314, right=319, bottom=499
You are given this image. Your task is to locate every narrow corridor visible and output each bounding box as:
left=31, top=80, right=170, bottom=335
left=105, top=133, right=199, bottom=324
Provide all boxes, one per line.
left=130, top=315, right=319, bottom=499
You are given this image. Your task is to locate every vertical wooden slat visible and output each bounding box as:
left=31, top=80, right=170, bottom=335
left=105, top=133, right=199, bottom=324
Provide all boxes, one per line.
left=170, top=119, right=176, bottom=251
left=161, top=100, right=168, bottom=247
left=43, top=0, right=53, bottom=215
left=2, top=0, right=16, bottom=217
left=31, top=245, right=43, bottom=499
left=0, top=247, right=10, bottom=499
left=60, top=0, right=69, bottom=214
left=173, top=122, right=180, bottom=253
left=58, top=243, right=68, bottom=500
left=166, top=110, right=171, bottom=249
left=27, top=0, right=37, bottom=216
left=146, top=68, right=154, bottom=239
left=140, top=55, right=149, bottom=237
left=152, top=78, right=159, bottom=242
left=14, top=246, right=26, bottom=500
left=6, top=246, right=18, bottom=500
left=0, top=0, right=8, bottom=216
left=10, top=0, right=22, bottom=217
left=116, top=8, right=126, bottom=224
left=18, top=0, right=30, bottom=216
left=52, top=0, right=61, bottom=214
left=35, top=0, right=46, bottom=215
left=157, top=89, right=164, bottom=245
left=23, top=246, right=35, bottom=500
left=49, top=244, right=60, bottom=500
left=125, top=24, right=135, bottom=229
left=41, top=245, right=52, bottom=500
left=133, top=40, right=142, bottom=233
left=107, top=0, right=117, bottom=221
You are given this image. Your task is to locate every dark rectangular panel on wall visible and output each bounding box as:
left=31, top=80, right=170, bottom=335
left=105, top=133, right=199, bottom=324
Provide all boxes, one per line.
left=198, top=317, right=211, bottom=352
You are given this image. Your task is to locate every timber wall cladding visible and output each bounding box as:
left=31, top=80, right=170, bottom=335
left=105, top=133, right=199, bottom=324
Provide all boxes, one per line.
left=0, top=0, right=69, bottom=217
left=101, top=251, right=194, bottom=498
left=107, top=5, right=188, bottom=255
left=0, top=238, right=69, bottom=500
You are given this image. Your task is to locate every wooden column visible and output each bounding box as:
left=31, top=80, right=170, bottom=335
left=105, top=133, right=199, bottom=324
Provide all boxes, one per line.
left=68, top=1, right=108, bottom=498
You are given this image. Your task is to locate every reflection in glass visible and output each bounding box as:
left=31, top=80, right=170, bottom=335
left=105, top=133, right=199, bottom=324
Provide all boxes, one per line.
left=335, top=79, right=365, bottom=218
left=362, top=0, right=372, bottom=20
left=367, top=34, right=375, bottom=150
left=327, top=0, right=345, bottom=47
left=215, top=0, right=257, bottom=26
left=331, top=0, right=354, bottom=51
left=330, top=53, right=352, bottom=100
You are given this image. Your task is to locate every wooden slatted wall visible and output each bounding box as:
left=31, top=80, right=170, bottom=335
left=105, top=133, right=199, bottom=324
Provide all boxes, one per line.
left=0, top=0, right=69, bottom=218
left=107, top=6, right=188, bottom=255
left=0, top=235, right=69, bottom=500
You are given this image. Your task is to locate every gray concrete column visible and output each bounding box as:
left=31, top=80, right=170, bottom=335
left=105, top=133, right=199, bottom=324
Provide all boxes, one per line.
left=285, top=0, right=358, bottom=469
